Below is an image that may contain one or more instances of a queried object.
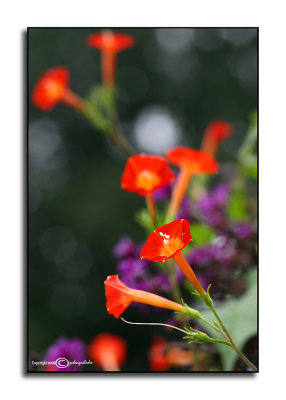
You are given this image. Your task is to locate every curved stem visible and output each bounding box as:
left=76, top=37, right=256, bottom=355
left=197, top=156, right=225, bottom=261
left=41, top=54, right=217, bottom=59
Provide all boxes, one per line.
left=120, top=317, right=189, bottom=335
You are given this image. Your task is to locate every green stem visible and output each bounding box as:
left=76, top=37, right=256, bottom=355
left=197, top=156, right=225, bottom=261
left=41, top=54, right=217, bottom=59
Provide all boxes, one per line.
left=209, top=305, right=257, bottom=371
left=210, top=339, right=232, bottom=347
left=166, top=260, right=201, bottom=371
left=198, top=315, right=221, bottom=335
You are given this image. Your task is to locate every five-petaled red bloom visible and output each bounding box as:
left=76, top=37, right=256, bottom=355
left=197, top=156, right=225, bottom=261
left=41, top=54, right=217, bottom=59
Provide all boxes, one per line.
left=141, top=219, right=205, bottom=294
left=32, top=66, right=84, bottom=112
left=121, top=154, right=175, bottom=196
left=140, top=219, right=192, bottom=262
left=86, top=31, right=135, bottom=53
left=166, top=147, right=218, bottom=175
left=32, top=67, right=70, bottom=111
left=86, top=31, right=135, bottom=86
left=88, top=333, right=127, bottom=371
left=204, top=120, right=233, bottom=143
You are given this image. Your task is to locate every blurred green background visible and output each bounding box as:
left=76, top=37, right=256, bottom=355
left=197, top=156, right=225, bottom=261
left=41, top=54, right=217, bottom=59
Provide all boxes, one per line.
left=28, top=28, right=257, bottom=370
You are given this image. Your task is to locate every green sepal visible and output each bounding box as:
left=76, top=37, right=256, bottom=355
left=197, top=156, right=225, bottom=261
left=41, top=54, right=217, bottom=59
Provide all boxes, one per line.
left=183, top=327, right=213, bottom=344
left=181, top=300, right=201, bottom=319
left=200, top=284, right=213, bottom=307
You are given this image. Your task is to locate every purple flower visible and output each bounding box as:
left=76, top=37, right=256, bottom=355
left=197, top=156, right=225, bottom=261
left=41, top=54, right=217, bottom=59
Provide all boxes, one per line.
left=150, top=274, right=172, bottom=292
left=187, top=235, right=236, bottom=269
left=45, top=337, right=86, bottom=371
left=112, top=236, right=139, bottom=259
left=178, top=196, right=193, bottom=220
left=234, top=223, right=254, bottom=240
left=118, top=258, right=148, bottom=286
left=199, top=183, right=231, bottom=229
left=153, top=181, right=172, bottom=201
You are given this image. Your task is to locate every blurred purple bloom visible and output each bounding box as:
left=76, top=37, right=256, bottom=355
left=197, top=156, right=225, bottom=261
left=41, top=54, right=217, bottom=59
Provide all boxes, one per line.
left=117, top=258, right=148, bottom=286
left=112, top=236, right=139, bottom=259
left=187, top=235, right=236, bottom=269
left=153, top=181, right=172, bottom=201
left=45, top=337, right=86, bottom=371
left=178, top=196, right=193, bottom=220
left=199, top=183, right=231, bottom=229
left=234, top=223, right=254, bottom=240
left=150, top=274, right=171, bottom=292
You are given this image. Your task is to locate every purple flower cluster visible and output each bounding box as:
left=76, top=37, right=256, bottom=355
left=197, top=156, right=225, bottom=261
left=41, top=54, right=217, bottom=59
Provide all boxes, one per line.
left=45, top=337, right=87, bottom=371
left=113, top=236, right=184, bottom=313
left=199, top=183, right=231, bottom=229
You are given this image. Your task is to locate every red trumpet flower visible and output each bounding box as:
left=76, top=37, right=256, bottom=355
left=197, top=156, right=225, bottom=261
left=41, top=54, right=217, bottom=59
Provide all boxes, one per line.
left=121, top=154, right=175, bottom=225
left=86, top=31, right=135, bottom=86
left=141, top=219, right=205, bottom=295
left=32, top=67, right=85, bottom=112
left=88, top=333, right=127, bottom=371
left=104, top=275, right=185, bottom=318
left=201, top=120, right=233, bottom=157
left=166, top=147, right=218, bottom=221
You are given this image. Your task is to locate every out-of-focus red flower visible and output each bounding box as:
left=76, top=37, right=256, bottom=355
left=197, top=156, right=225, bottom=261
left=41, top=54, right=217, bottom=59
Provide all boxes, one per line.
left=201, top=120, right=233, bottom=157
left=104, top=275, right=185, bottom=318
left=121, top=154, right=175, bottom=225
left=166, top=147, right=218, bottom=175
left=121, top=154, right=175, bottom=196
left=165, top=147, right=218, bottom=220
left=88, top=333, right=127, bottom=371
left=86, top=31, right=135, bottom=86
left=149, top=337, right=193, bottom=371
left=140, top=219, right=192, bottom=262
left=86, top=31, right=135, bottom=53
left=32, top=66, right=84, bottom=111
left=149, top=337, right=170, bottom=371
left=165, top=346, right=193, bottom=367
left=141, top=219, right=205, bottom=294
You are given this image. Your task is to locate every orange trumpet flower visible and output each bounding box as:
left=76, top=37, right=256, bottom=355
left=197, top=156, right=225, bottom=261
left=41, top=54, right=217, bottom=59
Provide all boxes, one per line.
left=105, top=275, right=185, bottom=318
left=121, top=154, right=175, bottom=225
left=140, top=219, right=205, bottom=295
left=88, top=332, right=127, bottom=371
left=86, top=31, right=135, bottom=86
left=201, top=120, right=233, bottom=158
left=166, top=147, right=218, bottom=221
left=32, top=67, right=85, bottom=112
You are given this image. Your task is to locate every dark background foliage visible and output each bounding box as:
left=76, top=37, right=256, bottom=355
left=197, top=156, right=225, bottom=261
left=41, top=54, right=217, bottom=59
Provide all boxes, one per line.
left=28, top=28, right=257, bottom=370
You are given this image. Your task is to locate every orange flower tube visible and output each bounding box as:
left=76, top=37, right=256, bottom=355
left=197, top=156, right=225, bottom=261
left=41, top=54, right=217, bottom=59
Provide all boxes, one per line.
left=88, top=333, right=127, bottom=371
left=166, top=147, right=218, bottom=221
left=86, top=31, right=135, bottom=86
left=32, top=67, right=85, bottom=112
left=121, top=154, right=175, bottom=226
left=201, top=120, right=233, bottom=158
left=140, top=219, right=205, bottom=295
left=105, top=275, right=185, bottom=318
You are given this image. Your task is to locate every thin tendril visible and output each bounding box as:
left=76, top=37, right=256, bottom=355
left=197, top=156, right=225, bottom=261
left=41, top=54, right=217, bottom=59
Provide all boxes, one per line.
left=120, top=317, right=189, bottom=335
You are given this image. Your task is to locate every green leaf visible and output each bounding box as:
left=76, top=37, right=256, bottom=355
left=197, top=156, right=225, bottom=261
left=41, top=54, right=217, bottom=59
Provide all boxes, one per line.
left=198, top=269, right=257, bottom=371
left=134, top=208, right=154, bottom=234
left=238, top=111, right=257, bottom=179
left=189, top=222, right=215, bottom=246
left=227, top=189, right=248, bottom=221
left=83, top=85, right=116, bottom=133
